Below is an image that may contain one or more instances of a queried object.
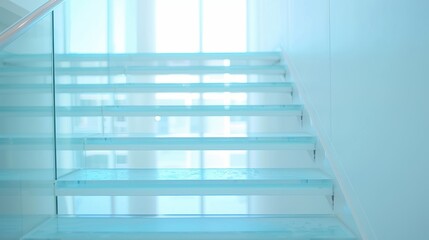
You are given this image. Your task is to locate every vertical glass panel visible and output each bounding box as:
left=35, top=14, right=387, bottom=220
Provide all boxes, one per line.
left=0, top=13, right=55, bottom=239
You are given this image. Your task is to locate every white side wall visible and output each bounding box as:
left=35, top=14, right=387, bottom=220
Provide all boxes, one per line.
left=248, top=0, right=429, bottom=239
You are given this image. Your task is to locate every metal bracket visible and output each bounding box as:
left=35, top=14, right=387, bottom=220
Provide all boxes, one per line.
left=307, top=149, right=317, bottom=162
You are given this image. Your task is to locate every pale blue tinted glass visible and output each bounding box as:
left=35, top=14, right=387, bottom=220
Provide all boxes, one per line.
left=0, top=0, right=50, bottom=34
left=0, top=13, right=55, bottom=240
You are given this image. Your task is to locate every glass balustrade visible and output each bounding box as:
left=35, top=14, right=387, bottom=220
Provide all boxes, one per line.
left=0, top=10, right=55, bottom=240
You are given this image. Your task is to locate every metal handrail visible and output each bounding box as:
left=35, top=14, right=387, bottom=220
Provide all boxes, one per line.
left=0, top=0, right=64, bottom=50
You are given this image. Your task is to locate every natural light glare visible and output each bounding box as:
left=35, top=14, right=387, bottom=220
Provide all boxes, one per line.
left=155, top=0, right=200, bottom=52
left=202, top=0, right=247, bottom=52
left=69, top=0, right=107, bottom=53
left=112, top=1, right=126, bottom=52
left=153, top=0, right=248, bottom=214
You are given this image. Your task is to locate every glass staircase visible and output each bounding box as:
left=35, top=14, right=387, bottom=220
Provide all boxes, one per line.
left=3, top=52, right=357, bottom=240
left=0, top=1, right=360, bottom=239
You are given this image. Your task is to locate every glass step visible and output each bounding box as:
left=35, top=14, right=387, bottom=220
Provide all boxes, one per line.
left=71, top=82, right=293, bottom=93
left=2, top=52, right=282, bottom=62
left=21, top=215, right=356, bottom=239
left=55, top=168, right=332, bottom=196
left=0, top=82, right=293, bottom=94
left=0, top=65, right=286, bottom=76
left=0, top=135, right=316, bottom=150
left=58, top=105, right=302, bottom=117
left=56, top=52, right=282, bottom=62
left=58, top=135, right=316, bottom=150
left=0, top=105, right=303, bottom=117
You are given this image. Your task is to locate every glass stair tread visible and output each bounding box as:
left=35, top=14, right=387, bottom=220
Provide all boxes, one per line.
left=22, top=215, right=356, bottom=240
left=59, top=105, right=302, bottom=117
left=0, top=82, right=294, bottom=94
left=55, top=168, right=332, bottom=196
left=61, top=52, right=283, bottom=61
left=61, top=82, right=293, bottom=93
left=0, top=135, right=316, bottom=150
left=59, top=135, right=316, bottom=150
left=2, top=52, right=283, bottom=62
left=0, top=82, right=293, bottom=93
left=0, top=105, right=303, bottom=117
left=58, top=168, right=331, bottom=181
left=0, top=65, right=286, bottom=76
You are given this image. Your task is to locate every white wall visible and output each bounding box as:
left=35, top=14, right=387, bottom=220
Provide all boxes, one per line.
left=249, top=0, right=429, bottom=239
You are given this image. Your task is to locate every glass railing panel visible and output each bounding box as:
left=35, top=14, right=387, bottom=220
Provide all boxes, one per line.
left=0, top=11, right=55, bottom=240
left=0, top=0, right=49, bottom=34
